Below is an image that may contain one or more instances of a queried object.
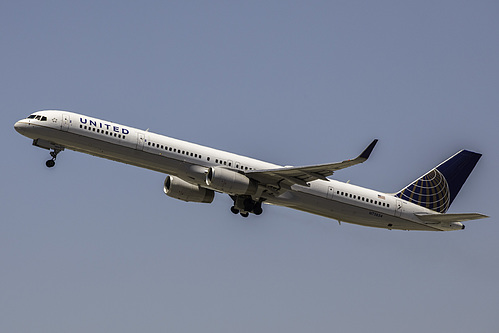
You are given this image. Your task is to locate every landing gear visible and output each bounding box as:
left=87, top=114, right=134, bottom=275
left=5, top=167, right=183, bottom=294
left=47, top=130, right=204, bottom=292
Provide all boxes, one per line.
left=253, top=202, right=263, bottom=215
left=230, top=195, right=264, bottom=218
left=46, top=148, right=62, bottom=168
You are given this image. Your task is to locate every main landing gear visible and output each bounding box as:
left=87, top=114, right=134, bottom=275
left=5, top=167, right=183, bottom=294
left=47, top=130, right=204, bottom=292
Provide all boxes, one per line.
left=46, top=148, right=62, bottom=168
left=230, top=196, right=263, bottom=218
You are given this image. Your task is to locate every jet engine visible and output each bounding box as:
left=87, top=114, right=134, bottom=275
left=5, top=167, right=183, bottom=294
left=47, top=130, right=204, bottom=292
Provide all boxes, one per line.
left=163, top=176, right=214, bottom=203
left=205, top=167, right=257, bottom=195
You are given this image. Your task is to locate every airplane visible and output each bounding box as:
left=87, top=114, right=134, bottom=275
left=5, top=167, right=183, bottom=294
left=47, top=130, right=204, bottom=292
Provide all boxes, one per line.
left=14, top=110, right=488, bottom=231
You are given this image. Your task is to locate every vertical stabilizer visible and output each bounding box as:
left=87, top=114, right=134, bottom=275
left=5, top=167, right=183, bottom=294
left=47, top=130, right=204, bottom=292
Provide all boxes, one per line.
left=394, top=150, right=481, bottom=213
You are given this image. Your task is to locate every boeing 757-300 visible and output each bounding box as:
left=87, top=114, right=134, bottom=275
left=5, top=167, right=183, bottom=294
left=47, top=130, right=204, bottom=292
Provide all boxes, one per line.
left=14, top=110, right=488, bottom=231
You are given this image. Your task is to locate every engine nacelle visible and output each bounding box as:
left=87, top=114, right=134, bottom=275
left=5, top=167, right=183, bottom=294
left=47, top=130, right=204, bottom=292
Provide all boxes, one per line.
left=205, top=167, right=257, bottom=195
left=164, top=176, right=214, bottom=203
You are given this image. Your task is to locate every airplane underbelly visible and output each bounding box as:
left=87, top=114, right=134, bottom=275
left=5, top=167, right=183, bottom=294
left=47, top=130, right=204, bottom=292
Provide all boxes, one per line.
left=266, top=191, right=435, bottom=231
left=34, top=127, right=185, bottom=176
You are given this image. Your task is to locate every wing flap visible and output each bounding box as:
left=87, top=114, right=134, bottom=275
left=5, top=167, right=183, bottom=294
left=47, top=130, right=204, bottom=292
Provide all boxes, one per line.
left=247, top=139, right=378, bottom=187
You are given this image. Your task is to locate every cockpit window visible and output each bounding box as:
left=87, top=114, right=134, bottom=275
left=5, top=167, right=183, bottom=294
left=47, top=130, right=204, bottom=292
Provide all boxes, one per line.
left=27, top=114, right=48, bottom=121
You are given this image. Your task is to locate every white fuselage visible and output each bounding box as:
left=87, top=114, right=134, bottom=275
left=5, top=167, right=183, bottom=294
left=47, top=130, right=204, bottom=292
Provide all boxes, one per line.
left=14, top=110, right=458, bottom=231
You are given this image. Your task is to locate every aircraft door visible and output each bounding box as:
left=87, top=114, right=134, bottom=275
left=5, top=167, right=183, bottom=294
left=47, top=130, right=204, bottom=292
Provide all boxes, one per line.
left=62, top=114, right=70, bottom=131
left=395, top=199, right=404, bottom=217
left=327, top=186, right=334, bottom=199
left=137, top=132, right=145, bottom=150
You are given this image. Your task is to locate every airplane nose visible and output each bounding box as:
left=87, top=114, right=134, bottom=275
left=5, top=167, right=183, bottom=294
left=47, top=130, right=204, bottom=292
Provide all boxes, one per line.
left=14, top=120, right=28, bottom=134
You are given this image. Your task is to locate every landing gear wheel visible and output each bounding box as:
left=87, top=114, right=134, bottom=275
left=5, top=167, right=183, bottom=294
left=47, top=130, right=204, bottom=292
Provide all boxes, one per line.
left=45, top=148, right=62, bottom=168
left=253, top=204, right=263, bottom=216
left=240, top=212, right=249, bottom=218
left=230, top=206, right=240, bottom=215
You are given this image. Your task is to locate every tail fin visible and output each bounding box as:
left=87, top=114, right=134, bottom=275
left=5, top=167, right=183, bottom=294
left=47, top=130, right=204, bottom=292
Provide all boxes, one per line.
left=394, top=150, right=482, bottom=213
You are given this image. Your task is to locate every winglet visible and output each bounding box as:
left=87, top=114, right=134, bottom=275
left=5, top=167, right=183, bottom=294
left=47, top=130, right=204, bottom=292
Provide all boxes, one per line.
left=359, top=139, right=378, bottom=160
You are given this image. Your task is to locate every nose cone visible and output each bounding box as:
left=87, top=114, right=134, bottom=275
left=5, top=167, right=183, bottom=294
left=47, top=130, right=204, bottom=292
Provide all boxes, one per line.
left=14, top=120, right=28, bottom=135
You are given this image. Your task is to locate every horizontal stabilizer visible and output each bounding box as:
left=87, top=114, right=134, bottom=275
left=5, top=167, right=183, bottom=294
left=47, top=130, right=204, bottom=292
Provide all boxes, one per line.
left=415, top=213, right=488, bottom=223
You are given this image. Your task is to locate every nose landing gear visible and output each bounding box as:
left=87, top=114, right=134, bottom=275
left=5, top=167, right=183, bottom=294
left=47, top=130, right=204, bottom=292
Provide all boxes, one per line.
left=46, top=148, right=62, bottom=168
left=31, top=139, right=64, bottom=168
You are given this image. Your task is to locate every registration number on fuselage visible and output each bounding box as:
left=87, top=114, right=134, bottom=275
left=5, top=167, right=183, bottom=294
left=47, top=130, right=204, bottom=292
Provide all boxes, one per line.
left=369, top=211, right=383, bottom=218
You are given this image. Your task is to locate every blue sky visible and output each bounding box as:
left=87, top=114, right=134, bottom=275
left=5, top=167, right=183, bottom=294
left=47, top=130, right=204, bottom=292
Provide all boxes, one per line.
left=2, top=1, right=498, bottom=332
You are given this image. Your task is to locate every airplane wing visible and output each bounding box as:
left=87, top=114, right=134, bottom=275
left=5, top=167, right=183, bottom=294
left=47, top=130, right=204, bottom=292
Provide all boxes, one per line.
left=246, top=139, right=378, bottom=188
left=415, top=213, right=489, bottom=223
